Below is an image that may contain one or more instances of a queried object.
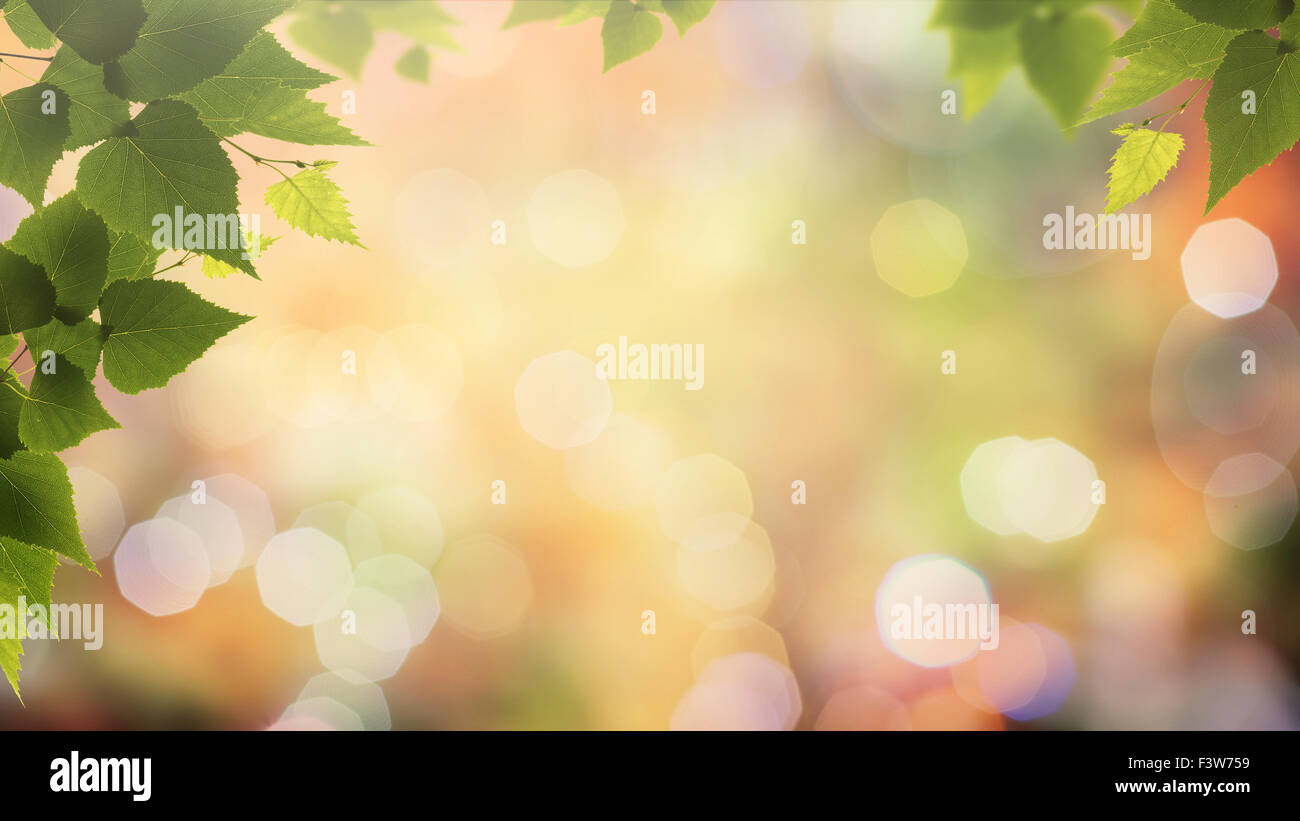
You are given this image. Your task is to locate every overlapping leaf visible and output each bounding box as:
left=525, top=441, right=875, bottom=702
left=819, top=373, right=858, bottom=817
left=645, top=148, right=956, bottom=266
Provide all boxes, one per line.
left=7, top=194, right=110, bottom=324
left=103, top=0, right=294, bottom=100
left=76, top=100, right=253, bottom=276
left=18, top=355, right=118, bottom=452
left=98, top=278, right=250, bottom=394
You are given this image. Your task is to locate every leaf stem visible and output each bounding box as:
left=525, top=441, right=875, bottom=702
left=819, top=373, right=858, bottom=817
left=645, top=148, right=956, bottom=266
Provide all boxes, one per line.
left=0, top=52, right=53, bottom=62
left=1, top=345, right=28, bottom=378
left=154, top=252, right=198, bottom=275
left=1142, top=78, right=1210, bottom=130
left=221, top=138, right=307, bottom=179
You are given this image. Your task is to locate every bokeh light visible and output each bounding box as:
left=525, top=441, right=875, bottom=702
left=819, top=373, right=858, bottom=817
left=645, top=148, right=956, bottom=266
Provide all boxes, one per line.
left=114, top=518, right=211, bottom=617
left=871, top=198, right=968, bottom=297
left=1181, top=218, right=1277, bottom=319
left=875, top=555, right=993, bottom=668
left=256, top=528, right=353, bottom=627
left=513, top=351, right=613, bottom=449
left=435, top=535, right=533, bottom=639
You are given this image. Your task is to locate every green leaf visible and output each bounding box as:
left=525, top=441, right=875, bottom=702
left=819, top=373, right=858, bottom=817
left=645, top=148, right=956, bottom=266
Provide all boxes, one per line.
left=106, top=231, right=162, bottom=283
left=264, top=166, right=362, bottom=246
left=76, top=100, right=252, bottom=276
left=98, top=278, right=250, bottom=394
left=1, top=1, right=54, bottom=49
left=218, top=30, right=337, bottom=91
left=0, top=83, right=70, bottom=207
left=28, top=0, right=146, bottom=64
left=288, top=5, right=372, bottom=79
left=23, top=317, right=102, bottom=374
left=503, top=0, right=575, bottom=28
left=1113, top=0, right=1234, bottom=59
left=1019, top=11, right=1114, bottom=128
left=1171, top=0, right=1293, bottom=30
left=394, top=45, right=430, bottom=83
left=0, top=375, right=24, bottom=459
left=1105, top=125, right=1184, bottom=212
left=18, top=355, right=118, bottom=453
left=559, top=0, right=610, bottom=26
left=1203, top=30, right=1300, bottom=212
left=103, top=0, right=294, bottom=101
left=602, top=0, right=662, bottom=71
left=202, top=234, right=275, bottom=279
left=929, top=0, right=1034, bottom=30
left=0, top=536, right=57, bottom=699
left=0, top=246, right=55, bottom=335
left=1080, top=34, right=1233, bottom=125
left=184, top=79, right=368, bottom=144
left=948, top=24, right=1019, bottom=119
left=0, top=450, right=95, bottom=570
left=7, top=194, right=110, bottom=324
left=358, top=0, right=461, bottom=50
left=39, top=47, right=131, bottom=151
left=661, top=0, right=714, bottom=36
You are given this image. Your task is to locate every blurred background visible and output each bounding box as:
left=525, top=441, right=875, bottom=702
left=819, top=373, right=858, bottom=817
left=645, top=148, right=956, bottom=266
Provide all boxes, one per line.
left=1, top=0, right=1297, bottom=730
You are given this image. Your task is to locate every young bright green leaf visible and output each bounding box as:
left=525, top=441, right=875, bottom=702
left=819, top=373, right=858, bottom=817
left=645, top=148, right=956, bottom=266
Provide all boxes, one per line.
left=0, top=335, right=14, bottom=359
left=265, top=166, right=363, bottom=246
left=1203, top=30, right=1300, bottom=212
left=0, top=83, right=71, bottom=207
left=1080, top=31, right=1233, bottom=124
left=1171, top=0, right=1293, bottom=30
left=7, top=194, right=110, bottom=324
left=1113, top=0, right=1233, bottom=59
left=394, top=46, right=430, bottom=83
left=0, top=450, right=96, bottom=570
left=503, top=0, right=575, bottom=28
left=0, top=246, right=56, bottom=334
left=1105, top=126, right=1184, bottom=212
left=1019, top=11, right=1114, bottom=129
left=106, top=231, right=162, bottom=283
left=184, top=79, right=368, bottom=145
left=27, top=0, right=146, bottom=64
left=0, top=536, right=57, bottom=698
left=1, top=0, right=54, bottom=49
left=929, top=0, right=1034, bottom=30
left=23, top=317, right=102, bottom=374
left=18, top=355, right=118, bottom=453
left=40, top=47, right=131, bottom=150
left=288, top=5, right=373, bottom=79
left=202, top=234, right=275, bottom=279
left=98, top=278, right=251, bottom=394
left=602, top=0, right=663, bottom=71
left=76, top=100, right=251, bottom=276
left=661, top=0, right=715, bottom=36
left=103, top=0, right=294, bottom=101
left=220, top=31, right=337, bottom=91
left=948, top=24, right=1019, bottom=119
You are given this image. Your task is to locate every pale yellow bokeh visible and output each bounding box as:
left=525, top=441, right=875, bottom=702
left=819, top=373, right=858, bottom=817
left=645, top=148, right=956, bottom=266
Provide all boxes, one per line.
left=870, top=198, right=967, bottom=297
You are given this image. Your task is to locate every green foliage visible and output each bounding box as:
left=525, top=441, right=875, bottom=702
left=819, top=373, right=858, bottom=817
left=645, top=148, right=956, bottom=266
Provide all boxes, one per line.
left=503, top=0, right=715, bottom=71
left=264, top=165, right=362, bottom=247
left=27, top=0, right=146, bottom=64
left=284, top=1, right=459, bottom=82
left=1073, top=0, right=1300, bottom=211
left=930, top=0, right=1137, bottom=121
left=0, top=0, right=368, bottom=699
left=98, top=278, right=250, bottom=394
left=1106, top=124, right=1185, bottom=211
